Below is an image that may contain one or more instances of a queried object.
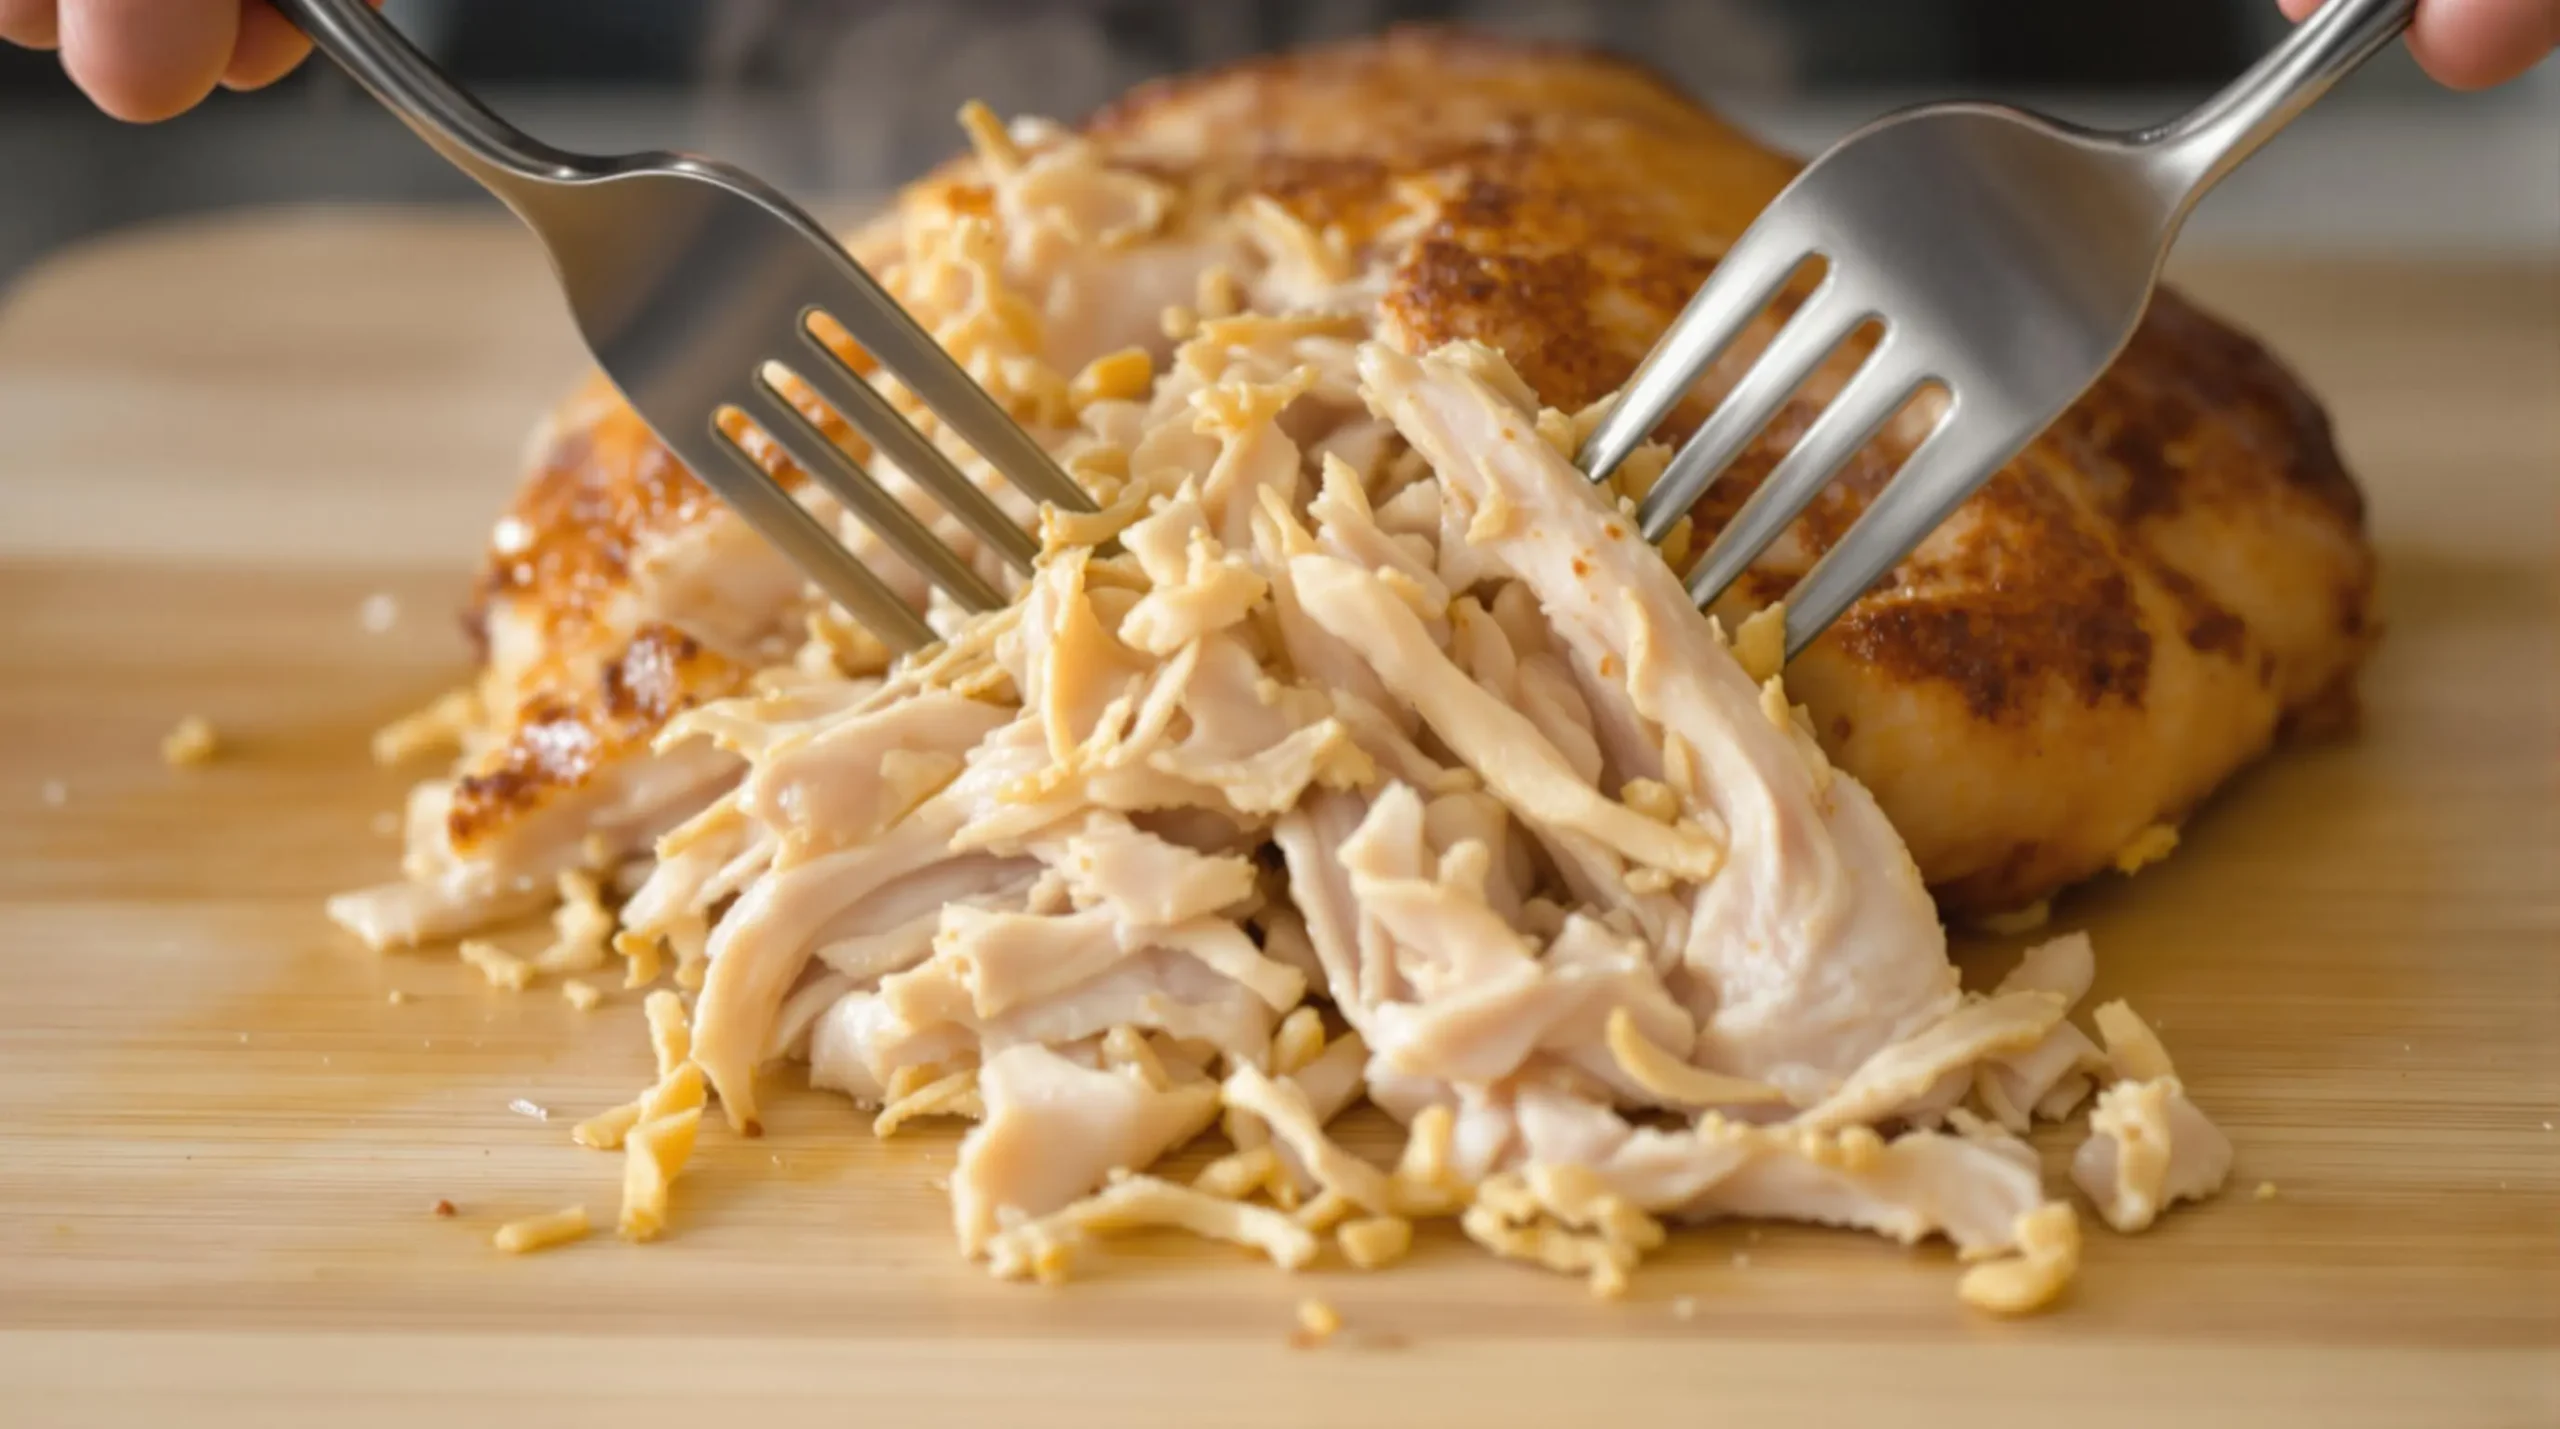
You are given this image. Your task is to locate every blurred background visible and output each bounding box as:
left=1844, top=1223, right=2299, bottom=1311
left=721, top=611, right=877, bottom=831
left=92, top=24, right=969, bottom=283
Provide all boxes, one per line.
left=0, top=0, right=2553, bottom=284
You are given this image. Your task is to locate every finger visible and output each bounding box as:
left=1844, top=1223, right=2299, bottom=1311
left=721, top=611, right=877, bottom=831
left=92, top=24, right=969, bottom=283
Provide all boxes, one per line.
left=221, top=0, right=311, bottom=91
left=2407, top=0, right=2560, bottom=89
left=58, top=0, right=240, bottom=122
left=0, top=0, right=60, bottom=50
left=2276, top=0, right=2320, bottom=17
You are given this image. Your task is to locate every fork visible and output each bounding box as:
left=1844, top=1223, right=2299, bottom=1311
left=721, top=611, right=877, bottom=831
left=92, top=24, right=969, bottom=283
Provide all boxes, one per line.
left=275, top=0, right=1094, bottom=654
left=1579, top=0, right=2412, bottom=660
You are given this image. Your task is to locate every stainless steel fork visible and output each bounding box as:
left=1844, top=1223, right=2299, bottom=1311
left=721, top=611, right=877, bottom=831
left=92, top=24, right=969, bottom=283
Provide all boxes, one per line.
left=1580, top=0, right=2413, bottom=659
left=276, top=0, right=1094, bottom=653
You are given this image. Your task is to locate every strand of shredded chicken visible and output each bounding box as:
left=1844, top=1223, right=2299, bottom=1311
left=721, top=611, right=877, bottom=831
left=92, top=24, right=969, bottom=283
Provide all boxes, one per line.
left=345, top=105, right=2231, bottom=1313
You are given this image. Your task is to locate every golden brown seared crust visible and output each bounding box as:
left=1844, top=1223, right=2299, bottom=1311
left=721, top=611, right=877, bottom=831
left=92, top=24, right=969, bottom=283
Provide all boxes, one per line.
left=458, top=26, right=2377, bottom=911
left=468, top=380, right=717, bottom=662
left=1087, top=27, right=1798, bottom=413
left=448, top=622, right=742, bottom=850
left=450, top=338, right=873, bottom=852
left=447, top=386, right=738, bottom=852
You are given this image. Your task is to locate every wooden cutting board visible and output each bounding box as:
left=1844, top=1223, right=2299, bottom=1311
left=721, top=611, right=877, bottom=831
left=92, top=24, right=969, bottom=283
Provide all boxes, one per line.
left=0, top=211, right=2552, bottom=1428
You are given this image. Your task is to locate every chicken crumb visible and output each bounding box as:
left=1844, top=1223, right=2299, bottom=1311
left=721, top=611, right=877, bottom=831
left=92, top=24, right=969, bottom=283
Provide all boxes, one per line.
left=873, top=1068, right=983, bottom=1137
left=1732, top=604, right=1786, bottom=685
left=985, top=1176, right=1318, bottom=1282
left=492, top=1204, right=589, bottom=1254
left=1618, top=777, right=1680, bottom=823
left=507, top=1098, right=550, bottom=1122
left=370, top=810, right=400, bottom=837
left=161, top=715, right=219, bottom=767
left=644, top=990, right=691, bottom=1079
left=1194, top=1146, right=1282, bottom=1201
left=1293, top=1189, right=1358, bottom=1234
left=1071, top=347, right=1155, bottom=408
left=2254, top=1181, right=2279, bottom=1201
left=611, top=930, right=666, bottom=991
left=1669, top=1295, right=1698, bottom=1321
left=562, top=978, right=602, bottom=1011
left=620, top=1105, right=703, bottom=1242
left=39, top=780, right=67, bottom=808
left=430, top=1198, right=456, bottom=1218
left=358, top=592, right=400, bottom=633
left=385, top=989, right=408, bottom=1006
left=572, top=1100, right=644, bottom=1152
left=458, top=940, right=531, bottom=991
left=1603, top=1008, right=1787, bottom=1109
left=1295, top=1297, right=1343, bottom=1345
left=1461, top=1166, right=1665, bottom=1298
left=1338, top=1215, right=1414, bottom=1270
left=2092, top=1000, right=2179, bottom=1083
left=1269, top=1006, right=1326, bottom=1075
left=534, top=871, right=614, bottom=975
left=2112, top=822, right=2180, bottom=875
left=956, top=97, right=1024, bottom=175
left=1957, top=1202, right=2080, bottom=1315
left=1196, top=264, right=1243, bottom=321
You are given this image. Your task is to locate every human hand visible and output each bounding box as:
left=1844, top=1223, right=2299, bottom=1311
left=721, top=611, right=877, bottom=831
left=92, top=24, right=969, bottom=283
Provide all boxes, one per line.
left=2279, top=0, right=2559, bottom=89
left=0, top=0, right=336, bottom=123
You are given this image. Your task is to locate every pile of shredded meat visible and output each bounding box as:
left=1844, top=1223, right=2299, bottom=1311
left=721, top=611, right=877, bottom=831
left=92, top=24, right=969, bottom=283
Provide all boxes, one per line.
left=332, top=89, right=2236, bottom=1309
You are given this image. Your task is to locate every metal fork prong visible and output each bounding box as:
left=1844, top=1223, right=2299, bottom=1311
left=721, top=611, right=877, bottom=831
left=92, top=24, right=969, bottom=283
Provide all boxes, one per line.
left=746, top=381, right=1008, bottom=614
left=1777, top=408, right=2020, bottom=658
left=690, top=425, right=936, bottom=653
left=1579, top=226, right=1804, bottom=484
left=805, top=280, right=1095, bottom=515
left=1683, top=344, right=1924, bottom=610
left=785, top=341, right=1041, bottom=575
left=1633, top=283, right=1870, bottom=542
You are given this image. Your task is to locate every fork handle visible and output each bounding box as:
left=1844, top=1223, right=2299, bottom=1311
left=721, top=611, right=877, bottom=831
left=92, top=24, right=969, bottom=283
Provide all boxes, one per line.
left=2145, top=0, right=2416, bottom=204
left=271, top=0, right=598, bottom=198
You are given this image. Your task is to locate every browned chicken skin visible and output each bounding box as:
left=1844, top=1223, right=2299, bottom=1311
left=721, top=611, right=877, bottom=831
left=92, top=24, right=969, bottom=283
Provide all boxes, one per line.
left=452, top=29, right=2376, bottom=919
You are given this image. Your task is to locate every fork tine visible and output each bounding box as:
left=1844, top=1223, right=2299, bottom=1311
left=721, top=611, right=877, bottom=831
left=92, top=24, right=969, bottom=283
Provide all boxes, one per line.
left=785, top=343, right=1042, bottom=574
left=1776, top=407, right=2018, bottom=658
left=1682, top=341, right=1924, bottom=611
left=746, top=382, right=1009, bottom=614
left=688, top=424, right=936, bottom=653
left=807, top=271, right=1095, bottom=514
left=1632, top=279, right=1870, bottom=541
left=1579, top=225, right=1802, bottom=484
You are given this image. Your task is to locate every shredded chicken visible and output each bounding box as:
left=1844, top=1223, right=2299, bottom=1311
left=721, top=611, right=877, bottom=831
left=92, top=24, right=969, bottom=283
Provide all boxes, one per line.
left=492, top=1205, right=590, bottom=1255
left=161, top=715, right=219, bottom=767
left=347, top=88, right=2240, bottom=1313
left=2073, top=1076, right=2234, bottom=1234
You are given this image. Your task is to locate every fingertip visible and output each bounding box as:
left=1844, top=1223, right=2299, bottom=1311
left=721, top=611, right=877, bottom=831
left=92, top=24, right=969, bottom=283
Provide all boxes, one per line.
left=58, top=0, right=239, bottom=122
left=0, top=0, right=62, bottom=50
left=75, top=72, right=217, bottom=123
left=2406, top=0, right=2560, bottom=90
left=220, top=0, right=313, bottom=92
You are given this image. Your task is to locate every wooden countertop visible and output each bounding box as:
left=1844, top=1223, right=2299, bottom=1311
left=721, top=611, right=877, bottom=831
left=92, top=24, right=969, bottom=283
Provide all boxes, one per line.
left=0, top=211, right=2553, bottom=1428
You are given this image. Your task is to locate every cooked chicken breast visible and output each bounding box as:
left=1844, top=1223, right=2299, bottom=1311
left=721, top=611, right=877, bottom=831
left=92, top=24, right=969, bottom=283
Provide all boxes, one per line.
left=376, top=29, right=2369, bottom=941
left=323, top=31, right=2292, bottom=1309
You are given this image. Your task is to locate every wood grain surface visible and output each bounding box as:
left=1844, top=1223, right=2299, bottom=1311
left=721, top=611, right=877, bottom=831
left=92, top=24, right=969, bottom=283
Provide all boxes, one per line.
left=0, top=210, right=2553, bottom=1428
